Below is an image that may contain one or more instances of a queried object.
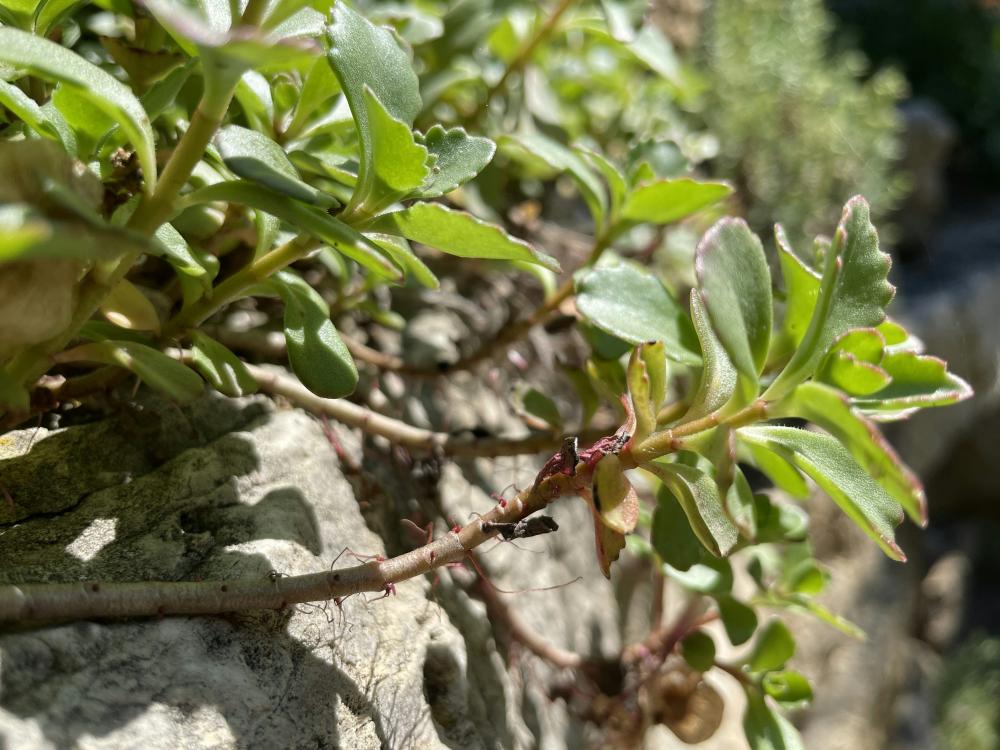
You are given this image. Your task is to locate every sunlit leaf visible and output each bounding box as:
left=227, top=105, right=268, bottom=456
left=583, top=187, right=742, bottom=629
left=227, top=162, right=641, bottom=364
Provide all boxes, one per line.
left=747, top=620, right=795, bottom=673
left=416, top=125, right=495, bottom=199
left=190, top=330, right=258, bottom=397
left=99, top=279, right=160, bottom=333
left=370, top=202, right=560, bottom=272
left=619, top=177, right=731, bottom=227
left=776, top=381, right=926, bottom=525
left=683, top=290, right=737, bottom=420
left=645, top=460, right=738, bottom=556
left=57, top=340, right=203, bottom=402
left=738, top=426, right=906, bottom=560
left=266, top=270, right=358, bottom=398
left=695, top=217, right=772, bottom=403
left=216, top=125, right=335, bottom=206
left=767, top=197, right=895, bottom=399
left=0, top=27, right=156, bottom=193
left=575, top=263, right=700, bottom=365
left=184, top=181, right=401, bottom=281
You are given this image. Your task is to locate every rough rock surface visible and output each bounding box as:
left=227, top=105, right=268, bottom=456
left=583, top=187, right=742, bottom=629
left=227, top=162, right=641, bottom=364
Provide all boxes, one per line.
left=0, top=397, right=475, bottom=749
left=0, top=389, right=633, bottom=749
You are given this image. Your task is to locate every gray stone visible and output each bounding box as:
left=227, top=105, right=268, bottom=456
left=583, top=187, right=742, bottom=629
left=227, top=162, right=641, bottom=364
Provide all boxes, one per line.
left=0, top=396, right=478, bottom=750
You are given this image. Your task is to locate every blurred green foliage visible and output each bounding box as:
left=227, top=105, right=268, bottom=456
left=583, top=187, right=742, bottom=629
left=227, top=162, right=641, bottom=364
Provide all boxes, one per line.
left=937, top=634, right=1000, bottom=750
left=700, top=0, right=907, bottom=245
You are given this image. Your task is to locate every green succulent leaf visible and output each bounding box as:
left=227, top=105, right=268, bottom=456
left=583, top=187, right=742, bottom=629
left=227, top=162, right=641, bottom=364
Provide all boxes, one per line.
left=743, top=689, right=805, bottom=750
left=0, top=27, right=156, bottom=193
left=744, top=442, right=810, bottom=499
left=853, top=351, right=973, bottom=420
left=664, top=555, right=733, bottom=594
left=747, top=619, right=796, bottom=673
left=775, top=381, right=926, bottom=525
left=576, top=145, right=628, bottom=224
left=0, top=78, right=70, bottom=148
left=499, top=132, right=607, bottom=229
left=738, top=426, right=906, bottom=560
left=59, top=340, right=204, bottom=403
left=286, top=53, right=341, bottom=137
left=627, top=343, right=662, bottom=441
left=695, top=217, right=772, bottom=402
left=575, top=263, right=700, bottom=365
left=358, top=86, right=431, bottom=211
left=189, top=331, right=258, bottom=397
left=774, top=224, right=821, bottom=354
left=266, top=270, right=358, bottom=398
left=716, top=594, right=758, bottom=646
left=99, top=280, right=160, bottom=333
left=681, top=630, right=717, bottom=673
left=651, top=483, right=703, bottom=571
left=416, top=125, right=495, bottom=199
left=183, top=181, right=401, bottom=281
left=327, top=1, right=423, bottom=216
left=619, top=177, right=732, bottom=227
left=763, top=671, right=813, bottom=706
left=364, top=232, right=438, bottom=289
left=767, top=197, right=895, bottom=399
left=369, top=202, right=560, bottom=271
left=514, top=385, right=562, bottom=431
left=215, top=125, right=335, bottom=207
left=684, top=290, right=738, bottom=421
left=645, top=460, right=738, bottom=557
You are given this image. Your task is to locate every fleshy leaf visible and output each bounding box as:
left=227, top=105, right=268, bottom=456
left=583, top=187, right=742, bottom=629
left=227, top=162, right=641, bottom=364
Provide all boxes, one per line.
left=183, top=181, right=401, bottom=281
left=575, top=264, right=700, bottom=365
left=853, top=351, right=973, bottom=420
left=576, top=145, right=627, bottom=224
left=644, top=460, right=738, bottom=557
left=777, top=381, right=926, bottom=525
left=190, top=331, right=258, bottom=397
left=358, top=86, right=430, bottom=212
left=681, top=631, right=717, bottom=672
left=716, top=594, right=758, bottom=646
left=499, top=132, right=607, bottom=229
left=364, top=232, right=438, bottom=289
left=267, top=270, right=358, bottom=398
left=743, top=689, right=805, bottom=750
left=592, top=454, right=639, bottom=535
left=99, top=280, right=160, bottom=333
left=766, top=197, right=895, bottom=399
left=369, top=202, right=560, bottom=272
left=327, top=2, right=422, bottom=215
left=747, top=620, right=796, bottom=673
left=417, top=125, right=495, bottom=199
left=619, top=178, right=732, bottom=227
left=286, top=54, right=341, bottom=137
left=738, top=426, right=906, bottom=560
left=652, top=483, right=702, bottom=571
left=58, top=340, right=203, bottom=403
left=774, top=224, right=821, bottom=352
left=0, top=78, right=70, bottom=148
left=215, top=125, right=335, bottom=207
left=0, top=28, right=155, bottom=194
left=695, top=217, right=772, bottom=402
left=744, top=442, right=810, bottom=499
left=626, top=344, right=660, bottom=441
left=514, top=385, right=562, bottom=432
left=684, top=290, right=738, bottom=421
left=763, top=671, right=813, bottom=706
